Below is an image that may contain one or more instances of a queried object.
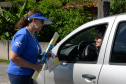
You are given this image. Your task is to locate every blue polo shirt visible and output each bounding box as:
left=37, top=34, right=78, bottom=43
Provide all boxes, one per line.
left=7, top=27, right=42, bottom=75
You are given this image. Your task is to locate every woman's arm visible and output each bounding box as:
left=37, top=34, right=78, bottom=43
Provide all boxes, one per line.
left=9, top=50, right=42, bottom=72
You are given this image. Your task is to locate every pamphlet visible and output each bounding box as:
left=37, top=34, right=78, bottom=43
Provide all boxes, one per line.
left=42, top=56, right=59, bottom=72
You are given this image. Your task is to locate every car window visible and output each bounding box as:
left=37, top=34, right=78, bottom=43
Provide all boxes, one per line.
left=58, top=24, right=107, bottom=63
left=110, top=22, right=126, bottom=63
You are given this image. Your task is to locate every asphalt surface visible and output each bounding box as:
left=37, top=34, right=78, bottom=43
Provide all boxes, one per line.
left=0, top=63, right=37, bottom=84
left=0, top=63, right=10, bottom=84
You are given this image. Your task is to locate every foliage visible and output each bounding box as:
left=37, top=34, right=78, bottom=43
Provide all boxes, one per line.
left=69, top=28, right=97, bottom=45
left=35, top=0, right=92, bottom=41
left=0, top=0, right=28, bottom=40
left=59, top=0, right=94, bottom=6
left=110, top=0, right=126, bottom=15
left=0, top=0, right=93, bottom=42
left=0, top=59, right=10, bottom=64
left=0, top=7, right=16, bottom=40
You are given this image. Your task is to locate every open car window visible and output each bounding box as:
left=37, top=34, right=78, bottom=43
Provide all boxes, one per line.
left=58, top=24, right=108, bottom=63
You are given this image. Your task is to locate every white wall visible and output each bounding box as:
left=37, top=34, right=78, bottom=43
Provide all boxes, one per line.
left=0, top=40, right=49, bottom=60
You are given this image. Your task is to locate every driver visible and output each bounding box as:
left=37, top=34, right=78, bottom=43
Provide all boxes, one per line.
left=94, top=25, right=106, bottom=51
left=83, top=25, right=106, bottom=61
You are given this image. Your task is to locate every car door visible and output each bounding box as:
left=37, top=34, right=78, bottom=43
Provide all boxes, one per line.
left=98, top=14, right=126, bottom=84
left=36, top=16, right=116, bottom=84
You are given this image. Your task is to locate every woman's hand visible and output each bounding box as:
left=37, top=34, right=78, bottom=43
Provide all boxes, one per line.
left=32, top=64, right=43, bottom=72
left=46, top=50, right=58, bottom=58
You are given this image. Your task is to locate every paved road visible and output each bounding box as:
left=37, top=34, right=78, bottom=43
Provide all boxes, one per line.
left=0, top=63, right=37, bottom=84
left=0, top=63, right=10, bottom=84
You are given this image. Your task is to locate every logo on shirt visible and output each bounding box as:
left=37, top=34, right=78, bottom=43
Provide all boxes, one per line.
left=15, top=42, right=22, bottom=47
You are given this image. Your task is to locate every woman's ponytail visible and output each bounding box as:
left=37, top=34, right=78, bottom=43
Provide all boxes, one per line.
left=16, top=17, right=29, bottom=29
left=16, top=10, right=41, bottom=29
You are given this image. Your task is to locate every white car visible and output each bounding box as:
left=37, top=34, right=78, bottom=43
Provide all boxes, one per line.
left=37, top=13, right=126, bottom=84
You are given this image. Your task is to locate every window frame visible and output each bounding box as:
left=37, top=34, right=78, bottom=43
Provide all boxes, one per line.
left=57, top=23, right=108, bottom=63
left=110, top=21, right=126, bottom=65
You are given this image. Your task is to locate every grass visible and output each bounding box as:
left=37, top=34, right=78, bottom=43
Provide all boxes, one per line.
left=0, top=59, right=10, bottom=64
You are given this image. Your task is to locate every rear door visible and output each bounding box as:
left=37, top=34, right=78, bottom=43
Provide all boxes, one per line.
left=98, top=14, right=126, bottom=84
left=36, top=16, right=116, bottom=84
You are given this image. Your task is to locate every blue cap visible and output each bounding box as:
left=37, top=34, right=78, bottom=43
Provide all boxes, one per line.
left=28, top=13, right=52, bottom=25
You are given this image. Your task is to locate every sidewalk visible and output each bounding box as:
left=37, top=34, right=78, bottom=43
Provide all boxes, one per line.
left=0, top=63, right=10, bottom=84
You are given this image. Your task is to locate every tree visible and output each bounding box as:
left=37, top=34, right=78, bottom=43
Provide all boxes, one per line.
left=0, top=0, right=93, bottom=42
left=0, top=0, right=28, bottom=40
left=110, top=0, right=126, bottom=15
left=36, top=0, right=93, bottom=41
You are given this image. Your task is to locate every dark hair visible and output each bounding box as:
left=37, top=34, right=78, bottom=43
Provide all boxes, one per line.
left=97, top=25, right=106, bottom=36
left=16, top=10, right=41, bottom=29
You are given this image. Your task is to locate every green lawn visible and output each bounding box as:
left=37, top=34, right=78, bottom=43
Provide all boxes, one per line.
left=0, top=59, right=10, bottom=64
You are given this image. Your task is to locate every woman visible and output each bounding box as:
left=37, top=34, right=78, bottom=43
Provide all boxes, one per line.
left=7, top=10, right=52, bottom=84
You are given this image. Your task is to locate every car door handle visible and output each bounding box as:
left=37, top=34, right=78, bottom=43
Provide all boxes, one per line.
left=82, top=74, right=96, bottom=82
left=60, top=62, right=68, bottom=66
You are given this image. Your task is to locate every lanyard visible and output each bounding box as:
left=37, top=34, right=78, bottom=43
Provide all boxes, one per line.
left=26, top=27, right=40, bottom=54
